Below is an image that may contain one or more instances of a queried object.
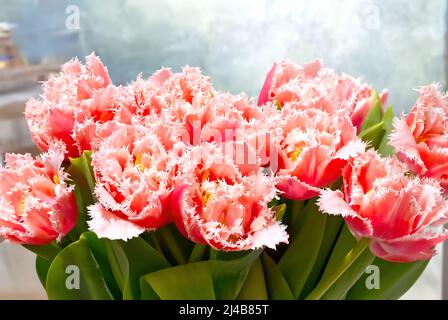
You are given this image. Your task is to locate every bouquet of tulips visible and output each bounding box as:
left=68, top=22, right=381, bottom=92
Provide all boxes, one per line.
left=1, top=54, right=446, bottom=300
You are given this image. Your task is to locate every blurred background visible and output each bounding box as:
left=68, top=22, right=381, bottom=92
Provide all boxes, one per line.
left=0, top=0, right=446, bottom=299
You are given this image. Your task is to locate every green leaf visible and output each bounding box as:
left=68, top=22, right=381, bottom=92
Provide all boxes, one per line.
left=300, top=215, right=343, bottom=298
left=283, top=200, right=306, bottom=242
left=103, top=239, right=129, bottom=292
left=36, top=255, right=51, bottom=289
left=188, top=244, right=208, bottom=263
left=360, top=90, right=383, bottom=132
left=278, top=200, right=327, bottom=299
left=237, top=258, right=267, bottom=300
left=261, top=253, right=294, bottom=300
left=210, top=250, right=261, bottom=299
left=140, top=250, right=261, bottom=300
left=140, top=262, right=215, bottom=300
left=306, top=226, right=374, bottom=300
left=120, top=236, right=171, bottom=300
left=24, top=242, right=61, bottom=261
left=67, top=151, right=96, bottom=237
left=347, top=258, right=428, bottom=300
left=46, top=232, right=115, bottom=300
left=319, top=244, right=374, bottom=300
left=273, top=204, right=287, bottom=221
left=377, top=106, right=395, bottom=156
left=81, top=232, right=122, bottom=299
left=153, top=224, right=193, bottom=265
left=359, top=121, right=385, bottom=150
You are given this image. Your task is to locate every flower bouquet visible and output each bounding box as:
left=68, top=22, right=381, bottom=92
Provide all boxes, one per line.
left=1, top=55, right=447, bottom=300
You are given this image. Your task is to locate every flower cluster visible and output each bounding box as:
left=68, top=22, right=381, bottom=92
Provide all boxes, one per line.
left=0, top=55, right=445, bottom=263
left=22, top=54, right=289, bottom=250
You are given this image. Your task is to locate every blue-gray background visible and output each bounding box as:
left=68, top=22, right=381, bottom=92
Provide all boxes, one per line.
left=2, top=0, right=446, bottom=111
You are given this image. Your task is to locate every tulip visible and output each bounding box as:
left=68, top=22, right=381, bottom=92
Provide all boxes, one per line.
left=390, top=85, right=448, bottom=192
left=0, top=143, right=77, bottom=244
left=87, top=125, right=173, bottom=240
left=169, top=143, right=288, bottom=251
left=257, top=60, right=388, bottom=130
left=275, top=106, right=365, bottom=200
left=318, top=150, right=448, bottom=262
left=25, top=53, right=114, bottom=158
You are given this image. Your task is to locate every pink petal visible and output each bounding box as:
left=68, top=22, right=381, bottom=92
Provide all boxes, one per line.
left=87, top=203, right=145, bottom=241
left=276, top=176, right=321, bottom=200
left=257, top=63, right=277, bottom=106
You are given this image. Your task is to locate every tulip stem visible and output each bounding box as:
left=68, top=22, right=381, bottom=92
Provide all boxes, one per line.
left=159, top=227, right=187, bottom=265
left=305, top=237, right=370, bottom=300
left=189, top=244, right=207, bottom=263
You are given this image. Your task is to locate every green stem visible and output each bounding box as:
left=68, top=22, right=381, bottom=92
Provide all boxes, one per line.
left=141, top=231, right=163, bottom=253
left=159, top=227, right=187, bottom=265
left=209, top=248, right=218, bottom=260
left=305, top=238, right=370, bottom=300
left=189, top=244, right=207, bottom=263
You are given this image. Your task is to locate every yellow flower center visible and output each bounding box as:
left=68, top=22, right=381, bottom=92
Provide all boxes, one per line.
left=274, top=101, right=283, bottom=110
left=200, top=170, right=212, bottom=206
left=201, top=190, right=212, bottom=206
left=135, top=153, right=144, bottom=172
left=416, top=135, right=427, bottom=144
left=288, top=147, right=303, bottom=162
left=53, top=174, right=60, bottom=184
left=17, top=196, right=26, bottom=215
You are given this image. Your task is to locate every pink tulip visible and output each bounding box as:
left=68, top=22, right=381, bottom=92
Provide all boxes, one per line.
left=318, top=150, right=448, bottom=262
left=275, top=106, right=365, bottom=200
left=0, top=143, right=77, bottom=244
left=390, top=85, right=448, bottom=192
left=169, top=143, right=288, bottom=251
left=25, top=53, right=115, bottom=158
left=257, top=60, right=388, bottom=130
left=87, top=125, right=173, bottom=240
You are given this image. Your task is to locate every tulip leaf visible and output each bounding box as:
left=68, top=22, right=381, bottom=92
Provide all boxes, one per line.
left=306, top=225, right=375, bottom=300
left=140, top=262, right=215, bottom=300
left=360, top=90, right=383, bottom=132
left=346, top=258, right=428, bottom=300
left=278, top=200, right=327, bottom=299
left=359, top=121, right=385, bottom=149
left=36, top=255, right=51, bottom=289
left=261, top=253, right=294, bottom=300
left=319, top=244, right=375, bottom=299
left=237, top=257, right=268, bottom=300
left=323, top=225, right=362, bottom=280
left=103, top=239, right=129, bottom=293
left=273, top=203, right=287, bottom=221
left=153, top=224, right=192, bottom=265
left=67, top=151, right=96, bottom=237
left=377, top=106, right=395, bottom=156
left=210, top=250, right=261, bottom=299
left=283, top=200, right=306, bottom=242
left=300, top=215, right=343, bottom=298
left=81, top=232, right=122, bottom=299
left=24, top=242, right=61, bottom=262
left=120, top=236, right=171, bottom=300
left=46, top=232, right=115, bottom=300
left=140, top=250, right=260, bottom=300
